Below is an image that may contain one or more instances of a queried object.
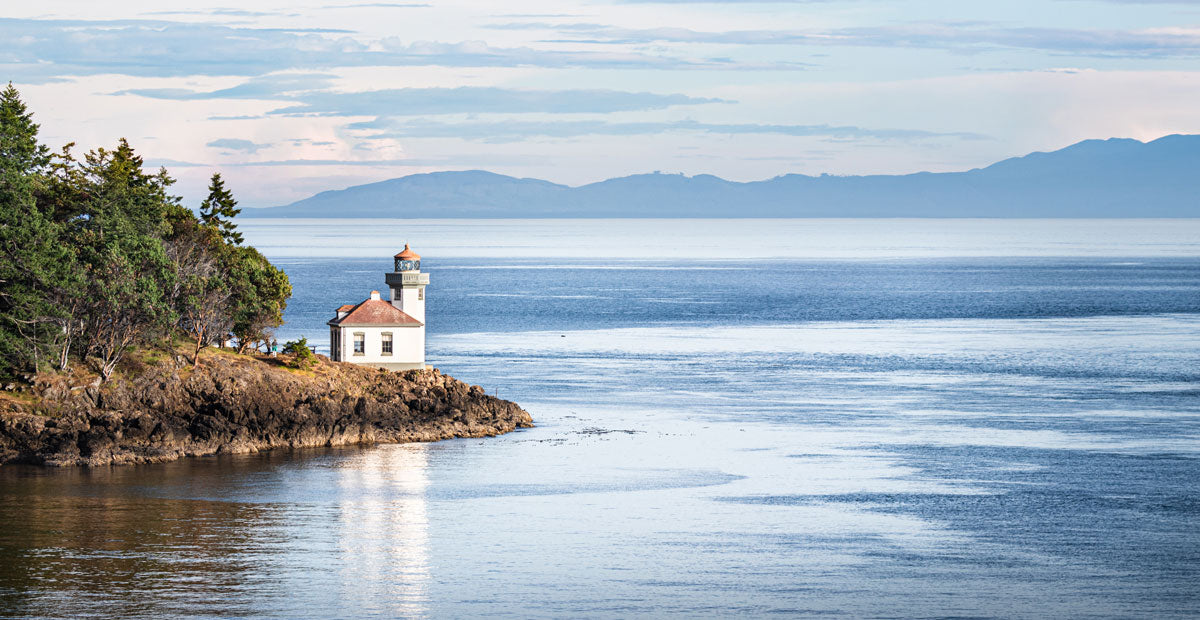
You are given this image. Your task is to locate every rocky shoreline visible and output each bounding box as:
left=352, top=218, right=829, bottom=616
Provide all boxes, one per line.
left=0, top=350, right=531, bottom=467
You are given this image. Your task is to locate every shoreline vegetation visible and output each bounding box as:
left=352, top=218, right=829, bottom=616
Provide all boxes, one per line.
left=0, top=84, right=531, bottom=466
left=0, top=84, right=288, bottom=382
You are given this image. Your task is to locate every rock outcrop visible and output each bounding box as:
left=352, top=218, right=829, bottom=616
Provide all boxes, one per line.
left=0, top=351, right=531, bottom=467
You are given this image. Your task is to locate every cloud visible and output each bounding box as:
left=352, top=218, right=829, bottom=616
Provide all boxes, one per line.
left=194, top=155, right=551, bottom=167
left=225, top=158, right=418, bottom=166
left=490, top=22, right=812, bottom=45
left=207, top=138, right=272, bottom=153
left=0, top=17, right=781, bottom=81
left=122, top=81, right=726, bottom=115
left=1074, top=0, right=1200, bottom=3
left=272, top=87, right=725, bottom=116
left=321, top=3, right=432, bottom=7
left=830, top=24, right=1200, bottom=57
left=143, top=158, right=211, bottom=169
left=208, top=115, right=267, bottom=120
left=357, top=118, right=988, bottom=143
left=490, top=20, right=1200, bottom=58
left=116, top=73, right=339, bottom=101
left=615, top=0, right=844, bottom=3
left=142, top=8, right=297, bottom=17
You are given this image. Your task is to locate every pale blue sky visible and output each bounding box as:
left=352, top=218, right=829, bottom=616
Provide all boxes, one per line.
left=5, top=0, right=1200, bottom=207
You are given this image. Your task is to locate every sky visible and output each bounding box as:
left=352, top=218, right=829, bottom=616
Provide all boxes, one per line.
left=4, top=0, right=1200, bottom=208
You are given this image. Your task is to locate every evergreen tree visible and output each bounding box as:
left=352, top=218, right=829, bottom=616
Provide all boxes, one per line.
left=74, top=140, right=177, bottom=380
left=0, top=83, right=75, bottom=377
left=199, top=173, right=243, bottom=245
left=78, top=138, right=176, bottom=239
left=0, top=83, right=50, bottom=175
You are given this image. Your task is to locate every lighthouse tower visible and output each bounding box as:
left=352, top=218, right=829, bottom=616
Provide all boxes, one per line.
left=385, top=244, right=429, bottom=322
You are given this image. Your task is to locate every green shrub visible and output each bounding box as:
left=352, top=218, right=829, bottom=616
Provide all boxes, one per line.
left=282, top=337, right=317, bottom=370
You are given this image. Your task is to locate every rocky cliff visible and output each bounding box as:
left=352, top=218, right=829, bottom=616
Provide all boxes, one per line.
left=0, top=350, right=532, bottom=467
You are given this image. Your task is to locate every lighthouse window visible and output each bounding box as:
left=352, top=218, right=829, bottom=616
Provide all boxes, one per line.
left=418, top=288, right=424, bottom=301
left=381, top=332, right=393, bottom=355
left=353, top=332, right=365, bottom=355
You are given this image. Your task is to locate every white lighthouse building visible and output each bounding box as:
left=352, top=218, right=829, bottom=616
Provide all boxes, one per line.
left=328, top=244, right=430, bottom=371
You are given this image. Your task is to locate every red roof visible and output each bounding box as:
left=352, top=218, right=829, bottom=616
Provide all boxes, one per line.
left=336, top=304, right=355, bottom=312
left=393, top=244, right=421, bottom=260
left=330, top=298, right=423, bottom=326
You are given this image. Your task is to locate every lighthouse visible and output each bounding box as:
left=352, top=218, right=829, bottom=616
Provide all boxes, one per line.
left=327, top=245, right=429, bottom=371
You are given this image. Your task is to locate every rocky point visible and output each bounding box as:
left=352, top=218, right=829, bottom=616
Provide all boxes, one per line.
left=0, top=350, right=532, bottom=467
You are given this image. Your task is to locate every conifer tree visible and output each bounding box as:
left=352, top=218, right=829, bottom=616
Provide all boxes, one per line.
left=198, top=172, right=243, bottom=245
left=0, top=83, right=50, bottom=176
left=0, top=83, right=74, bottom=377
left=75, top=140, right=177, bottom=380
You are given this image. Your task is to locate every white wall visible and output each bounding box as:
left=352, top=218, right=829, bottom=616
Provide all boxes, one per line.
left=392, top=286, right=426, bottom=323
left=334, top=325, right=424, bottom=369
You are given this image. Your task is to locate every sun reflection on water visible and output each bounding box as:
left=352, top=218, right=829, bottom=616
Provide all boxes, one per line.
left=336, top=444, right=430, bottom=618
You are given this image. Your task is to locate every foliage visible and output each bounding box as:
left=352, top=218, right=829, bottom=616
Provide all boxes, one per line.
left=282, top=337, right=317, bottom=370
left=0, top=83, right=49, bottom=174
left=165, top=207, right=231, bottom=367
left=227, top=245, right=291, bottom=354
left=0, top=82, right=73, bottom=377
left=0, top=85, right=291, bottom=382
left=72, top=140, right=179, bottom=380
left=198, top=172, right=243, bottom=245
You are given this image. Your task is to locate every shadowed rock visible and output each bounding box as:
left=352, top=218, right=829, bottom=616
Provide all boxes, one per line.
left=0, top=352, right=532, bottom=467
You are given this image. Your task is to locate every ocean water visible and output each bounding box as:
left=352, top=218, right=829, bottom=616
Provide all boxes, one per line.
left=2, top=219, right=1199, bottom=619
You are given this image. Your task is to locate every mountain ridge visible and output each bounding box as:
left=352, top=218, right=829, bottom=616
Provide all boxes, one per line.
left=250, top=134, right=1200, bottom=218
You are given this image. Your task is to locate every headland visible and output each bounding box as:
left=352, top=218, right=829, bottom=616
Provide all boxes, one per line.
left=0, top=348, right=531, bottom=467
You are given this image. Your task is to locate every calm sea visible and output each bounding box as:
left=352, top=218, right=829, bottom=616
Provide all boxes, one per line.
left=2, top=219, right=1199, bottom=619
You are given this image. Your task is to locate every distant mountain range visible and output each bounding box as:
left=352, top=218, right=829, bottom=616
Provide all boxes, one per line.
left=250, top=135, right=1200, bottom=218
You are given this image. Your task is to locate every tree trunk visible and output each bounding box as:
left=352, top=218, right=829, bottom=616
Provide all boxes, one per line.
left=192, top=330, right=204, bottom=368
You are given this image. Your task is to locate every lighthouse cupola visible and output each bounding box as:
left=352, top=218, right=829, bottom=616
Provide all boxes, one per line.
left=384, top=244, right=430, bottom=323
left=394, top=243, right=421, bottom=272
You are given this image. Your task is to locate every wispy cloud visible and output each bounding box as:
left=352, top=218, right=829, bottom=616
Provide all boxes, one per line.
left=614, top=0, right=845, bottom=3
left=356, top=118, right=988, bottom=143
left=490, top=22, right=811, bottom=45
left=207, top=138, right=272, bottom=153
left=143, top=8, right=297, bottom=17
left=208, top=115, right=269, bottom=121
left=1073, top=0, right=1200, bottom=3
left=490, top=20, right=1200, bottom=58
left=117, top=73, right=338, bottom=101
left=121, top=81, right=726, bottom=116
left=271, top=88, right=725, bottom=116
left=0, top=17, right=788, bottom=80
left=321, top=3, right=432, bottom=7
left=288, top=138, right=337, bottom=146
left=832, top=23, right=1200, bottom=57
left=180, top=155, right=551, bottom=167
